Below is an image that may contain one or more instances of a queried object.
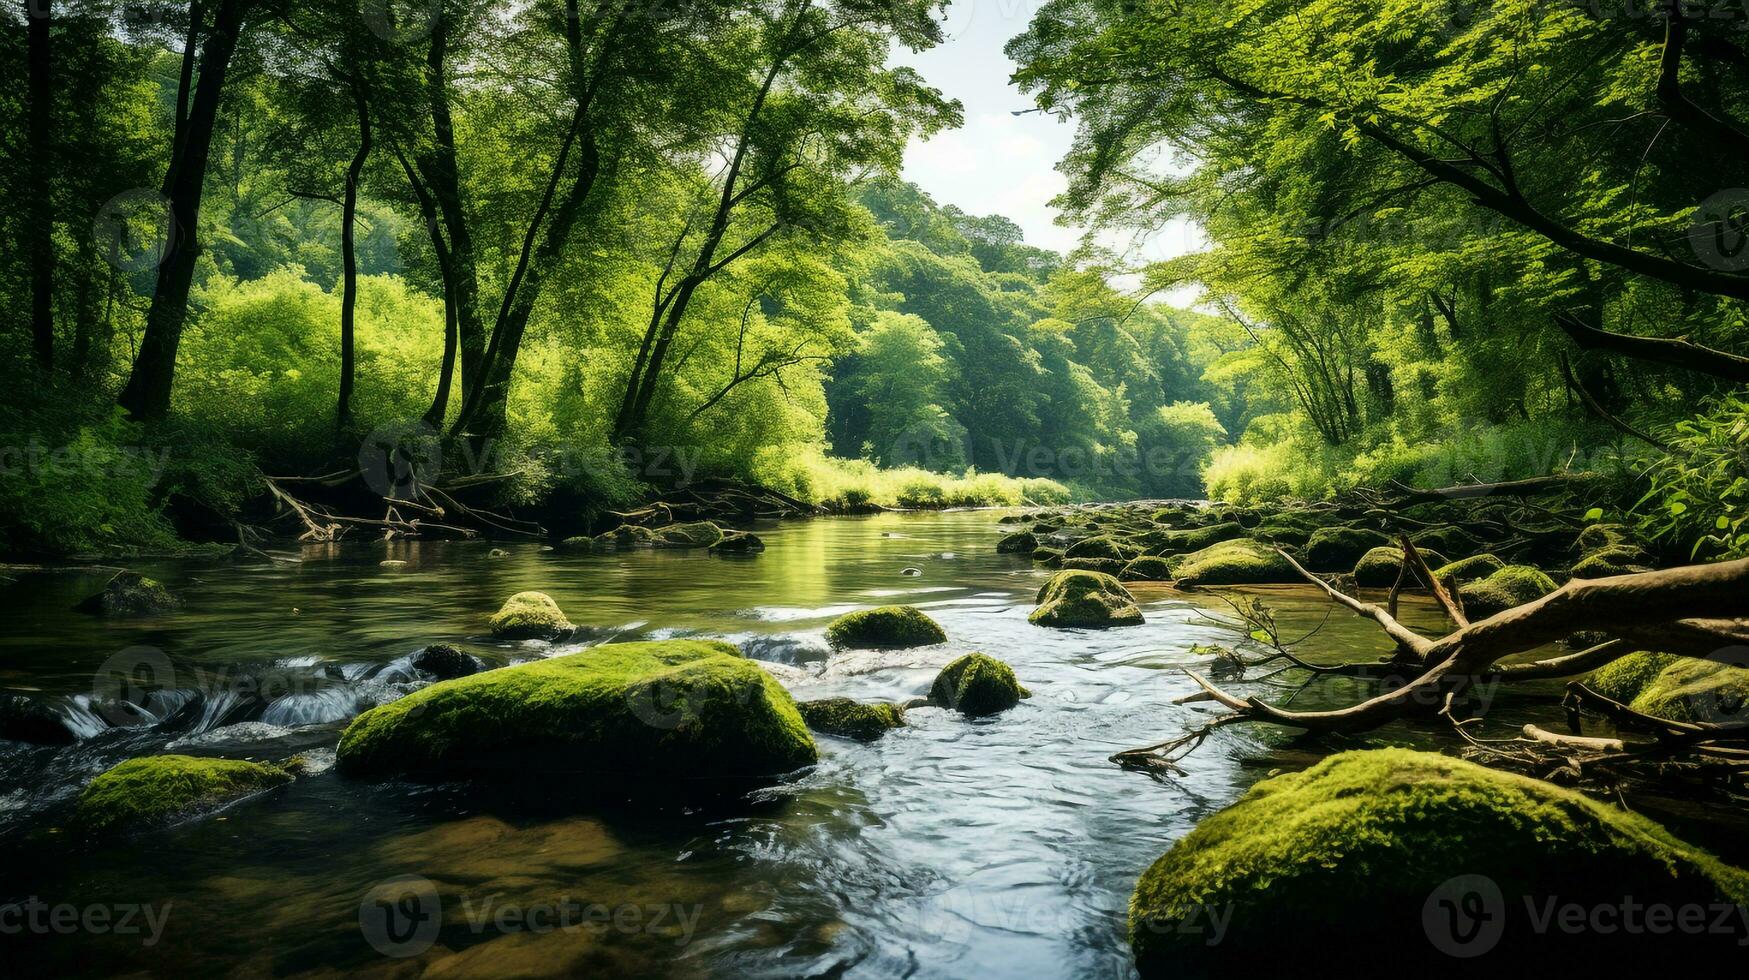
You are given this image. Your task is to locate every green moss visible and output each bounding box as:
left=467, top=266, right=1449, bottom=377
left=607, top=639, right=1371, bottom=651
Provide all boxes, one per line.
left=1121, top=556, right=1175, bottom=581
left=1031, top=547, right=1065, bottom=567
left=1250, top=521, right=1313, bottom=547
left=1584, top=651, right=1678, bottom=704
left=1064, top=534, right=1139, bottom=560
left=1169, top=539, right=1298, bottom=587
left=929, top=653, right=1028, bottom=715
left=1302, top=526, right=1391, bottom=570
left=1587, top=652, right=1749, bottom=723
left=1409, top=525, right=1483, bottom=557
left=1432, top=553, right=1505, bottom=587
left=591, top=524, right=656, bottom=550
left=1570, top=545, right=1652, bottom=578
left=74, top=755, right=292, bottom=836
left=798, top=698, right=906, bottom=740
left=1029, top=570, right=1144, bottom=628
left=1458, top=565, right=1557, bottom=618
left=337, top=640, right=816, bottom=780
left=74, top=571, right=179, bottom=617
left=1130, top=748, right=1749, bottom=976
left=1351, top=546, right=1449, bottom=588
left=651, top=521, right=725, bottom=549
left=996, top=530, right=1038, bottom=554
left=1577, top=522, right=1633, bottom=552
left=711, top=530, right=765, bottom=554
left=824, top=605, right=947, bottom=650
left=1135, top=521, right=1245, bottom=557
left=487, top=591, right=575, bottom=639
left=1062, top=557, right=1129, bottom=576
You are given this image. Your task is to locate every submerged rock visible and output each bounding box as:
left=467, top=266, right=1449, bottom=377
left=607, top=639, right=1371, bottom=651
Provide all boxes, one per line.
left=929, top=652, right=1028, bottom=715
left=1457, top=565, right=1557, bottom=617
left=1129, top=748, right=1749, bottom=976
left=824, top=605, right=947, bottom=650
left=1302, top=526, right=1391, bottom=571
left=798, top=698, right=906, bottom=740
left=336, top=640, right=816, bottom=781
left=650, top=521, right=725, bottom=549
left=412, top=643, right=479, bottom=680
left=73, top=571, right=179, bottom=617
left=711, top=530, right=766, bottom=554
left=1029, top=570, right=1143, bottom=628
left=487, top=591, right=574, bottom=639
left=996, top=530, right=1038, bottom=554
left=74, top=754, right=293, bottom=836
left=1170, top=539, right=1297, bottom=587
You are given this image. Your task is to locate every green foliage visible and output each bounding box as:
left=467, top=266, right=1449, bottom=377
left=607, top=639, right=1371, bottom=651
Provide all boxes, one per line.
left=1634, top=395, right=1749, bottom=560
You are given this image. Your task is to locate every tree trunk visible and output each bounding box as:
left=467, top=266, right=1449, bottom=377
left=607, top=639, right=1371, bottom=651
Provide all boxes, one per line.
left=26, top=0, right=54, bottom=373
left=337, top=82, right=372, bottom=432
left=117, top=0, right=249, bottom=421
left=420, top=15, right=485, bottom=406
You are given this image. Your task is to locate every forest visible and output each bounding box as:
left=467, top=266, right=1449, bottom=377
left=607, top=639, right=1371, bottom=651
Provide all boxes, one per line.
left=3, top=0, right=1749, bottom=977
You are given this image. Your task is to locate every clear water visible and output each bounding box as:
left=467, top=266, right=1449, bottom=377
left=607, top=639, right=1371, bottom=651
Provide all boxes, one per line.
left=1, top=510, right=1728, bottom=977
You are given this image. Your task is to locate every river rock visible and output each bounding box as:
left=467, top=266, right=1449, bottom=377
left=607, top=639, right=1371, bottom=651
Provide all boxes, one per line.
left=711, top=530, right=766, bottom=554
left=1585, top=651, right=1749, bottom=724
left=590, top=524, right=656, bottom=550
left=0, top=694, right=78, bottom=745
left=487, top=591, right=574, bottom=639
left=650, top=521, right=725, bottom=549
left=996, top=530, right=1038, bottom=554
left=335, top=640, right=816, bottom=781
left=1351, top=546, right=1449, bottom=587
left=73, top=571, right=179, bottom=617
left=1431, top=553, right=1505, bottom=587
left=1457, top=565, right=1557, bottom=617
left=74, top=754, right=294, bottom=836
left=1302, top=526, right=1391, bottom=570
left=798, top=698, right=906, bottom=740
left=412, top=643, right=479, bottom=680
left=929, top=653, right=1028, bottom=715
left=1170, top=539, right=1298, bottom=587
left=1029, top=570, right=1143, bottom=628
left=1129, top=748, right=1749, bottom=976
left=824, top=605, right=947, bottom=650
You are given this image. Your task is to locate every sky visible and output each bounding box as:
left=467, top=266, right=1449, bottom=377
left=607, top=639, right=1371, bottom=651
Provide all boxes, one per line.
left=887, top=1, right=1205, bottom=271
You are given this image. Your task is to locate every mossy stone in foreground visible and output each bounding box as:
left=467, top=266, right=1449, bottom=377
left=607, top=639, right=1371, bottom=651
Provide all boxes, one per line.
left=1130, top=748, right=1749, bottom=976
left=1302, top=526, right=1391, bottom=570
left=336, top=640, right=816, bottom=780
left=1585, top=651, right=1749, bottom=724
left=1457, top=565, right=1557, bottom=618
left=929, top=653, right=1028, bottom=715
left=1029, top=570, right=1143, bottom=628
left=75, top=755, right=292, bottom=836
left=824, top=605, right=947, bottom=650
left=1169, top=539, right=1298, bottom=587
left=1351, top=546, right=1448, bottom=588
left=798, top=698, right=906, bottom=740
left=487, top=591, right=574, bottom=639
left=651, top=521, right=724, bottom=549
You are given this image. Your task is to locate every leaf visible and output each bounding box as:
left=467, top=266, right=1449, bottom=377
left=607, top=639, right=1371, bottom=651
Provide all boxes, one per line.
left=1583, top=507, right=1603, bottom=520
left=1669, top=501, right=1687, bottom=516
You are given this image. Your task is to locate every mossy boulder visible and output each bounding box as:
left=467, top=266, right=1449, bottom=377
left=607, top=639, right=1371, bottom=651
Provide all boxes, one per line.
left=1570, top=545, right=1652, bottom=578
left=1585, top=652, right=1749, bottom=724
left=1064, top=534, right=1139, bottom=561
left=1062, top=556, right=1128, bottom=577
left=1409, top=524, right=1484, bottom=558
left=1137, top=521, right=1245, bottom=557
left=798, top=698, right=906, bottom=741
left=929, top=653, right=1029, bottom=716
left=1302, top=526, right=1391, bottom=571
left=711, top=530, right=766, bottom=554
left=1031, top=547, right=1065, bottom=568
left=487, top=591, right=574, bottom=639
left=74, top=755, right=292, bottom=836
left=1129, top=748, right=1749, bottom=976
left=1121, top=556, right=1175, bottom=582
left=1029, top=570, right=1143, bottom=628
left=1249, top=521, right=1314, bottom=547
left=1457, top=565, right=1557, bottom=618
left=1351, top=546, right=1449, bottom=588
left=336, top=640, right=816, bottom=780
left=824, top=605, right=947, bottom=650
left=412, top=643, right=479, bottom=680
left=1170, top=539, right=1298, bottom=587
left=74, top=571, right=179, bottom=617
left=591, top=524, right=656, bottom=550
left=651, top=521, right=725, bottom=549
left=1432, top=552, right=1505, bottom=587
left=996, top=530, right=1038, bottom=554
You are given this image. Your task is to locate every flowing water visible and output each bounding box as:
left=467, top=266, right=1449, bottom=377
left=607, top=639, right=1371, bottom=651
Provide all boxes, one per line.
left=0, top=510, right=1730, bottom=977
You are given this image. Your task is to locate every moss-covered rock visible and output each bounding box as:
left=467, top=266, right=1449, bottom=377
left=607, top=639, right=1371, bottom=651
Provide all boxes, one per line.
left=824, top=605, right=947, bottom=650
left=1031, top=547, right=1065, bottom=568
left=929, top=653, right=1028, bottom=716
left=1351, top=546, right=1449, bottom=588
left=651, top=521, right=725, bottom=549
left=590, top=524, right=656, bottom=550
left=412, top=643, right=479, bottom=680
left=1302, top=526, right=1391, bottom=571
left=1064, top=534, right=1139, bottom=561
left=1432, top=553, right=1505, bottom=587
left=798, top=698, right=906, bottom=741
left=1029, top=570, right=1143, bottom=628
left=711, top=530, right=766, bottom=554
left=1457, top=565, right=1557, bottom=618
left=74, top=571, right=179, bottom=617
left=1130, top=748, right=1749, bottom=976
left=1249, top=521, right=1314, bottom=547
left=74, top=755, right=292, bottom=836
left=1577, top=522, right=1634, bottom=552
left=1136, top=521, right=1245, bottom=557
left=1062, top=556, right=1129, bottom=577
left=1170, top=539, right=1298, bottom=587
left=337, top=640, right=816, bottom=780
left=996, top=530, right=1038, bottom=554
left=1585, top=652, right=1749, bottom=724
left=1584, top=651, right=1678, bottom=703
left=1409, top=524, right=1484, bottom=558
left=1570, top=545, right=1652, bottom=578
left=1121, top=556, right=1175, bottom=582
left=487, top=591, right=574, bottom=639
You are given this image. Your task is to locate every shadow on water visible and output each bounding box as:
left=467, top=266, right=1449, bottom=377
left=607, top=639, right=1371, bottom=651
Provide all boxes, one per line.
left=2, top=510, right=1739, bottom=977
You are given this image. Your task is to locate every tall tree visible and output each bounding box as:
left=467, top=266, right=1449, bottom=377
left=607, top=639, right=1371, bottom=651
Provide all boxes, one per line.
left=25, top=0, right=53, bottom=371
